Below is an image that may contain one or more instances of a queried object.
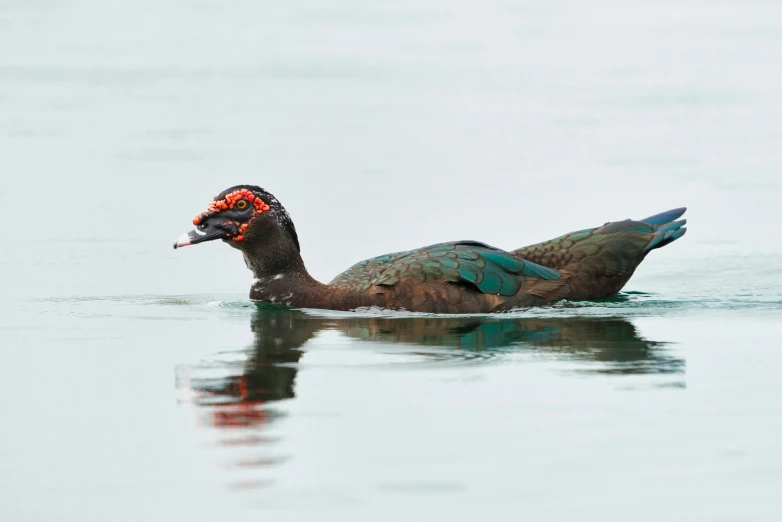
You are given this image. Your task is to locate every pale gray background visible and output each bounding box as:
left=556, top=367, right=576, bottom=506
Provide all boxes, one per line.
left=1, top=1, right=781, bottom=521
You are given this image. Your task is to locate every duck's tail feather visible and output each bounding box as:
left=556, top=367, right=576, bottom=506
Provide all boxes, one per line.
left=640, top=207, right=687, bottom=226
left=641, top=207, right=688, bottom=253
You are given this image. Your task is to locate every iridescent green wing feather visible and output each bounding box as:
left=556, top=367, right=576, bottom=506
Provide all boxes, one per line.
left=343, top=241, right=560, bottom=296
left=330, top=250, right=413, bottom=287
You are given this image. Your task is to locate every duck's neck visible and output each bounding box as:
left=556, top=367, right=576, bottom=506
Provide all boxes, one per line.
left=242, top=242, right=330, bottom=307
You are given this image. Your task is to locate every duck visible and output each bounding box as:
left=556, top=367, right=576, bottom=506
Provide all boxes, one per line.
left=173, top=185, right=687, bottom=313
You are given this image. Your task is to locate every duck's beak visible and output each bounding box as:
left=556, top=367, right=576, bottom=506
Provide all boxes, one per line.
left=173, top=221, right=226, bottom=249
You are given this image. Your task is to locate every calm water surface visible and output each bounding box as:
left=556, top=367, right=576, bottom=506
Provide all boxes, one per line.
left=1, top=1, right=782, bottom=521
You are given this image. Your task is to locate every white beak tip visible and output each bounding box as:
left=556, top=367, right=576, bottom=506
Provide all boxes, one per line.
left=173, top=232, right=193, bottom=249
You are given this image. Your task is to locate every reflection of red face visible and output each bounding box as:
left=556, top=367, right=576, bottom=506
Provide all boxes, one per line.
left=200, top=376, right=269, bottom=429
left=201, top=376, right=269, bottom=428
left=210, top=404, right=267, bottom=429
left=192, top=188, right=271, bottom=243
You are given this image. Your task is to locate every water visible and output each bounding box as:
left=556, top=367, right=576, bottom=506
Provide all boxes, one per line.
left=1, top=1, right=781, bottom=520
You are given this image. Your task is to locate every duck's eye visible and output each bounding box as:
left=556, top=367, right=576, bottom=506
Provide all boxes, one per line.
left=235, top=200, right=248, bottom=210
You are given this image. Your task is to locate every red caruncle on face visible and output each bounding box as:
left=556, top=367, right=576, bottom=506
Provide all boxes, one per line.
left=192, top=188, right=271, bottom=242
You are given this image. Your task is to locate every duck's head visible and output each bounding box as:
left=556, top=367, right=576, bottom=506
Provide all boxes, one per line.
left=174, top=185, right=301, bottom=271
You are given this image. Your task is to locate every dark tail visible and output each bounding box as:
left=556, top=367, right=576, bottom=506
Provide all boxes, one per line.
left=640, top=207, right=688, bottom=253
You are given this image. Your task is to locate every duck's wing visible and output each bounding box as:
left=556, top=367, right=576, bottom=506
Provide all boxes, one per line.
left=332, top=241, right=560, bottom=296
left=330, top=249, right=414, bottom=287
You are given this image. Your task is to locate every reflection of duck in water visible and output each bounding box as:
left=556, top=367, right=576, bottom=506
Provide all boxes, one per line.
left=188, top=310, right=306, bottom=430
left=189, top=307, right=684, bottom=424
left=338, top=315, right=682, bottom=374
left=174, top=185, right=687, bottom=313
